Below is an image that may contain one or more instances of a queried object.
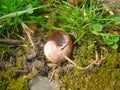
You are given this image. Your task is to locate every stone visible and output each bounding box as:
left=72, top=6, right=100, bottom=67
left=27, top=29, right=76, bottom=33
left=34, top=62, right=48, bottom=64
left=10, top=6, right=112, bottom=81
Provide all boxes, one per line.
left=29, top=75, right=59, bottom=90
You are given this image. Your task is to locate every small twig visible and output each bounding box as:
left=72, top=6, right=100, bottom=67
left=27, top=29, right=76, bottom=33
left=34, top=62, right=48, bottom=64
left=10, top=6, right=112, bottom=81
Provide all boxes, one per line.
left=61, top=53, right=83, bottom=69
left=59, top=47, right=108, bottom=70
left=0, top=39, right=22, bottom=44
left=20, top=20, right=36, bottom=51
left=49, top=66, right=56, bottom=82
left=103, top=4, right=114, bottom=15
left=82, top=51, right=99, bottom=70
left=95, top=47, right=108, bottom=65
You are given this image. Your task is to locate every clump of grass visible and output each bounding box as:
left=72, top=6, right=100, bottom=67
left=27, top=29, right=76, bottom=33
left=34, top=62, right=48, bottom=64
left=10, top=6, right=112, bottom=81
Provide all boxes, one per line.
left=52, top=0, right=120, bottom=49
left=0, top=0, right=49, bottom=39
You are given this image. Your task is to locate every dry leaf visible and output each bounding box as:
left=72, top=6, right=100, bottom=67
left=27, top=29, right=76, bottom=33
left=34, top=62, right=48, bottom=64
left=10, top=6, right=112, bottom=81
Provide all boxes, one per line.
left=102, top=0, right=120, bottom=15
left=69, top=0, right=82, bottom=5
left=27, top=23, right=37, bottom=36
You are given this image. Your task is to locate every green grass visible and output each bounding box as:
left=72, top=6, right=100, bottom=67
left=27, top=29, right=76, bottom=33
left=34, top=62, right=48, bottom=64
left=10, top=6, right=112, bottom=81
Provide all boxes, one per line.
left=0, top=0, right=48, bottom=39
left=0, top=0, right=120, bottom=89
left=53, top=0, right=120, bottom=48
left=0, top=0, right=119, bottom=48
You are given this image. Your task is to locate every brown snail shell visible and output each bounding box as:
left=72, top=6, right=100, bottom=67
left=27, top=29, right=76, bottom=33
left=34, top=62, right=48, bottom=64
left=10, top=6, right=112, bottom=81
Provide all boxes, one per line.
left=44, top=30, right=73, bottom=63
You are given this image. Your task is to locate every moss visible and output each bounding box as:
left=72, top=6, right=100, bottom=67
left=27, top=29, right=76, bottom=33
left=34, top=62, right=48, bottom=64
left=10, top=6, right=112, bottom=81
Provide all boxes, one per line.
left=0, top=71, right=31, bottom=90
left=0, top=46, right=31, bottom=90
left=61, top=48, right=120, bottom=90
left=74, top=45, right=95, bottom=66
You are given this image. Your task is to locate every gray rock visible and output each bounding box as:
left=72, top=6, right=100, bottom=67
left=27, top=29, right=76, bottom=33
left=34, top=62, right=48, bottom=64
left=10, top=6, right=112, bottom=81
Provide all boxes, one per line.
left=29, top=75, right=59, bottom=90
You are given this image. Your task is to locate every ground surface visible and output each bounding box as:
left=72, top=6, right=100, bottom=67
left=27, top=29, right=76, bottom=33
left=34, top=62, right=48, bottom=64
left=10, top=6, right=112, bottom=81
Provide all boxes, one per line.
left=0, top=0, right=120, bottom=90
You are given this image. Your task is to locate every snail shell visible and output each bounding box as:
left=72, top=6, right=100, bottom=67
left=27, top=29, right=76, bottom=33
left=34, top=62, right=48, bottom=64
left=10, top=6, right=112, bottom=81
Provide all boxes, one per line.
left=44, top=30, right=73, bottom=63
